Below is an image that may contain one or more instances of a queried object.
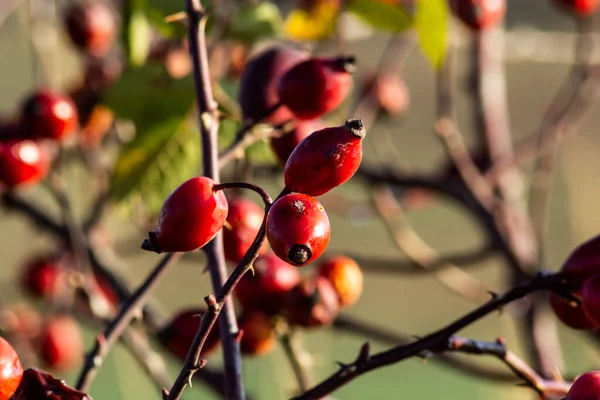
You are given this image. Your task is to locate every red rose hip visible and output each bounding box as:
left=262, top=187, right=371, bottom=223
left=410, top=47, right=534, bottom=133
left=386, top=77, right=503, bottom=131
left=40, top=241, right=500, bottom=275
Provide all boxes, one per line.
left=549, top=292, right=595, bottom=330
left=158, top=309, right=220, bottom=360
left=284, top=276, right=340, bottom=328
left=21, top=257, right=63, bottom=299
left=142, top=177, right=228, bottom=253
left=39, top=315, right=84, bottom=371
left=554, top=0, right=599, bottom=16
left=238, top=312, right=275, bottom=356
left=559, top=234, right=600, bottom=288
left=277, top=56, right=355, bottom=120
left=235, top=254, right=300, bottom=314
left=21, top=91, right=78, bottom=141
left=0, top=337, right=23, bottom=400
left=567, top=371, right=600, bottom=400
left=318, top=255, right=363, bottom=308
left=267, top=193, right=330, bottom=266
left=449, top=0, right=505, bottom=30
left=270, top=119, right=325, bottom=165
left=582, top=274, right=600, bottom=326
left=64, top=2, right=116, bottom=57
left=284, top=119, right=365, bottom=196
left=223, top=197, right=267, bottom=263
left=0, top=139, right=49, bottom=188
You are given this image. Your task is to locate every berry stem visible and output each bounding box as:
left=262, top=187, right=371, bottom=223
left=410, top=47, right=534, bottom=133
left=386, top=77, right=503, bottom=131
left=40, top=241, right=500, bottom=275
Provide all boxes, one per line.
left=213, top=181, right=272, bottom=205
left=75, top=252, right=182, bottom=392
left=278, top=327, right=312, bottom=393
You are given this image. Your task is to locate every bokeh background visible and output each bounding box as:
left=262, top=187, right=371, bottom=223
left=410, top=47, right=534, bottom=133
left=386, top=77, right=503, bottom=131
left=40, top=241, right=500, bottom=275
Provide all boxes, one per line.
left=1, top=0, right=600, bottom=399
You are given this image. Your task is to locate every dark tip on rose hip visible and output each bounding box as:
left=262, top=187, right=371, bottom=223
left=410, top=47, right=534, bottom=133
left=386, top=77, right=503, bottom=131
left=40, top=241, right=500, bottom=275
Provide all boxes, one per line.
left=345, top=119, right=366, bottom=139
left=288, top=244, right=312, bottom=266
left=336, top=55, right=357, bottom=73
left=141, top=232, right=162, bottom=253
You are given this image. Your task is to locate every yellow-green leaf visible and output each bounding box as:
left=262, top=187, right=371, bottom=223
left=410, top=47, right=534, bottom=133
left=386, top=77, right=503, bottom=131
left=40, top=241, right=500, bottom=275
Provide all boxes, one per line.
left=415, top=0, right=448, bottom=70
left=347, top=0, right=412, bottom=33
left=284, top=1, right=338, bottom=41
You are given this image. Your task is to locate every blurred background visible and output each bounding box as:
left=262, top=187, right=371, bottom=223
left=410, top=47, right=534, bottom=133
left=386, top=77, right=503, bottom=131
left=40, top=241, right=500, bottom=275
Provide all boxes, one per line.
left=1, top=0, right=600, bottom=399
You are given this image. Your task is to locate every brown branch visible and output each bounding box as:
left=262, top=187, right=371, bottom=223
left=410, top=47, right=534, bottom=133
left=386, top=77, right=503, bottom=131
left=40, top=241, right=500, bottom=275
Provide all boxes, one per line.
left=292, top=272, right=565, bottom=399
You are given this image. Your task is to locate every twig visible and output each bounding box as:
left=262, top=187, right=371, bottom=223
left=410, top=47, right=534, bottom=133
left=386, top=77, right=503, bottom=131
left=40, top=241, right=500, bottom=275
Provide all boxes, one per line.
left=291, top=271, right=565, bottom=399
left=278, top=327, right=312, bottom=394
left=75, top=252, right=181, bottom=392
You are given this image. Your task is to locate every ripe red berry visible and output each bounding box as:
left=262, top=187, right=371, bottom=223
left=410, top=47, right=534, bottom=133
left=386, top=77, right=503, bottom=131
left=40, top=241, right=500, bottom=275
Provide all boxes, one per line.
left=223, top=197, right=267, bottom=263
left=364, top=72, right=410, bottom=116
left=239, top=312, right=275, bottom=356
left=284, top=277, right=339, bottom=328
left=158, top=309, right=220, bottom=360
left=582, top=274, right=600, bottom=326
left=21, top=257, right=63, bottom=299
left=270, top=119, right=325, bottom=165
left=448, top=0, right=505, bottom=30
left=549, top=292, right=596, bottom=330
left=235, top=254, right=300, bottom=314
left=276, top=56, right=355, bottom=120
left=554, top=0, right=599, bottom=16
left=567, top=371, right=600, bottom=400
left=239, top=46, right=309, bottom=125
left=21, top=91, right=78, bottom=141
left=0, top=139, right=49, bottom=188
left=142, top=177, right=228, bottom=253
left=39, top=315, right=84, bottom=371
left=64, top=2, right=116, bottom=57
left=559, top=234, right=600, bottom=288
left=0, top=122, right=25, bottom=143
left=318, top=255, right=363, bottom=308
left=284, top=119, right=365, bottom=196
left=266, top=193, right=331, bottom=266
left=0, top=336, right=23, bottom=400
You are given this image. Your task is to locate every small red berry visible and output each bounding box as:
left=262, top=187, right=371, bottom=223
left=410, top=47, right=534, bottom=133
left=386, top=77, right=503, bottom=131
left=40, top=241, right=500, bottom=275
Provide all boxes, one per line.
left=318, top=255, right=363, bottom=308
left=158, top=309, right=220, bottom=360
left=0, top=122, right=25, bottom=142
left=559, top=234, right=600, bottom=288
left=239, top=312, right=275, bottom=356
left=284, top=119, right=365, bottom=196
left=39, top=315, right=84, bottom=371
left=0, top=140, right=49, bottom=188
left=554, top=0, right=599, bottom=16
left=267, top=193, right=331, bottom=266
left=142, top=177, right=229, bottom=253
left=364, top=72, right=410, bottom=116
left=239, top=46, right=309, bottom=125
left=0, top=336, right=23, bottom=400
left=64, top=2, right=116, bottom=57
left=277, top=56, right=355, bottom=120
left=235, top=254, right=300, bottom=314
left=549, top=292, right=596, bottom=330
left=582, top=274, right=600, bottom=326
left=270, top=119, right=325, bottom=165
left=223, top=197, right=267, bottom=263
left=448, top=0, right=505, bottom=30
left=21, top=257, right=63, bottom=299
left=567, top=371, right=600, bottom=400
left=284, top=277, right=339, bottom=328
left=21, top=91, right=78, bottom=141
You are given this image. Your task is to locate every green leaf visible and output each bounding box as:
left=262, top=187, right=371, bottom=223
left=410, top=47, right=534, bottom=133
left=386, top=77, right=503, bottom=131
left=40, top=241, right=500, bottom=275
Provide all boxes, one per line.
left=227, top=2, right=283, bottom=43
left=415, top=0, right=448, bottom=70
left=103, top=63, right=199, bottom=214
left=347, top=0, right=412, bottom=33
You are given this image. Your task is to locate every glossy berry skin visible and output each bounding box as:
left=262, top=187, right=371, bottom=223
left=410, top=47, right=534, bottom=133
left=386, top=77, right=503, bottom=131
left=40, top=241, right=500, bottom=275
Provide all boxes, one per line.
left=277, top=56, right=355, bottom=120
left=158, top=309, right=220, bottom=360
left=235, top=254, right=300, bottom=314
left=554, top=0, right=599, bottom=16
left=567, top=371, right=600, bottom=400
left=318, top=255, right=363, bottom=308
left=448, top=0, right=505, bottom=30
left=270, top=119, right=325, bottom=165
left=239, top=312, right=275, bottom=356
left=39, top=315, right=84, bottom=371
left=0, top=140, right=49, bottom=188
left=21, top=257, right=62, bottom=299
left=559, top=234, right=600, bottom=288
left=223, top=197, right=267, bottom=263
left=267, top=193, right=330, bottom=266
left=239, top=47, right=309, bottom=125
left=0, top=336, right=23, bottom=400
left=549, top=292, right=595, bottom=330
left=582, top=274, right=600, bottom=326
left=21, top=91, right=78, bottom=141
left=284, top=119, right=365, bottom=196
left=64, top=2, right=116, bottom=57
left=143, top=177, right=228, bottom=253
left=284, top=277, right=339, bottom=328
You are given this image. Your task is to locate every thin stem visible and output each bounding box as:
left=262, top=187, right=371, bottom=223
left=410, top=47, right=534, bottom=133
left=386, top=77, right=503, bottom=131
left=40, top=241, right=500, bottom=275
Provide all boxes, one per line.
left=186, top=0, right=244, bottom=397
left=279, top=329, right=312, bottom=394
left=213, top=182, right=272, bottom=205
left=75, top=252, right=181, bottom=392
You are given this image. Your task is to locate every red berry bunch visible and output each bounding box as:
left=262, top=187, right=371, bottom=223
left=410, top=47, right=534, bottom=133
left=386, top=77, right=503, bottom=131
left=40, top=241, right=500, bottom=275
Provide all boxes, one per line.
left=554, top=0, right=599, bottom=17
left=223, top=197, right=268, bottom=263
left=0, top=139, right=49, bottom=189
left=158, top=309, right=221, bottom=360
left=549, top=235, right=600, bottom=330
left=448, top=0, right=506, bottom=30
left=567, top=371, right=600, bottom=399
left=21, top=91, right=79, bottom=141
left=0, top=336, right=23, bottom=400
left=142, top=177, right=229, bottom=253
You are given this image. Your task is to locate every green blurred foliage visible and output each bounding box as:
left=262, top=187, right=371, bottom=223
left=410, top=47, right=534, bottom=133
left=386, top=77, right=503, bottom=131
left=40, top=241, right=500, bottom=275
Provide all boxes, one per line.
left=414, top=0, right=448, bottom=70
left=347, top=0, right=413, bottom=33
